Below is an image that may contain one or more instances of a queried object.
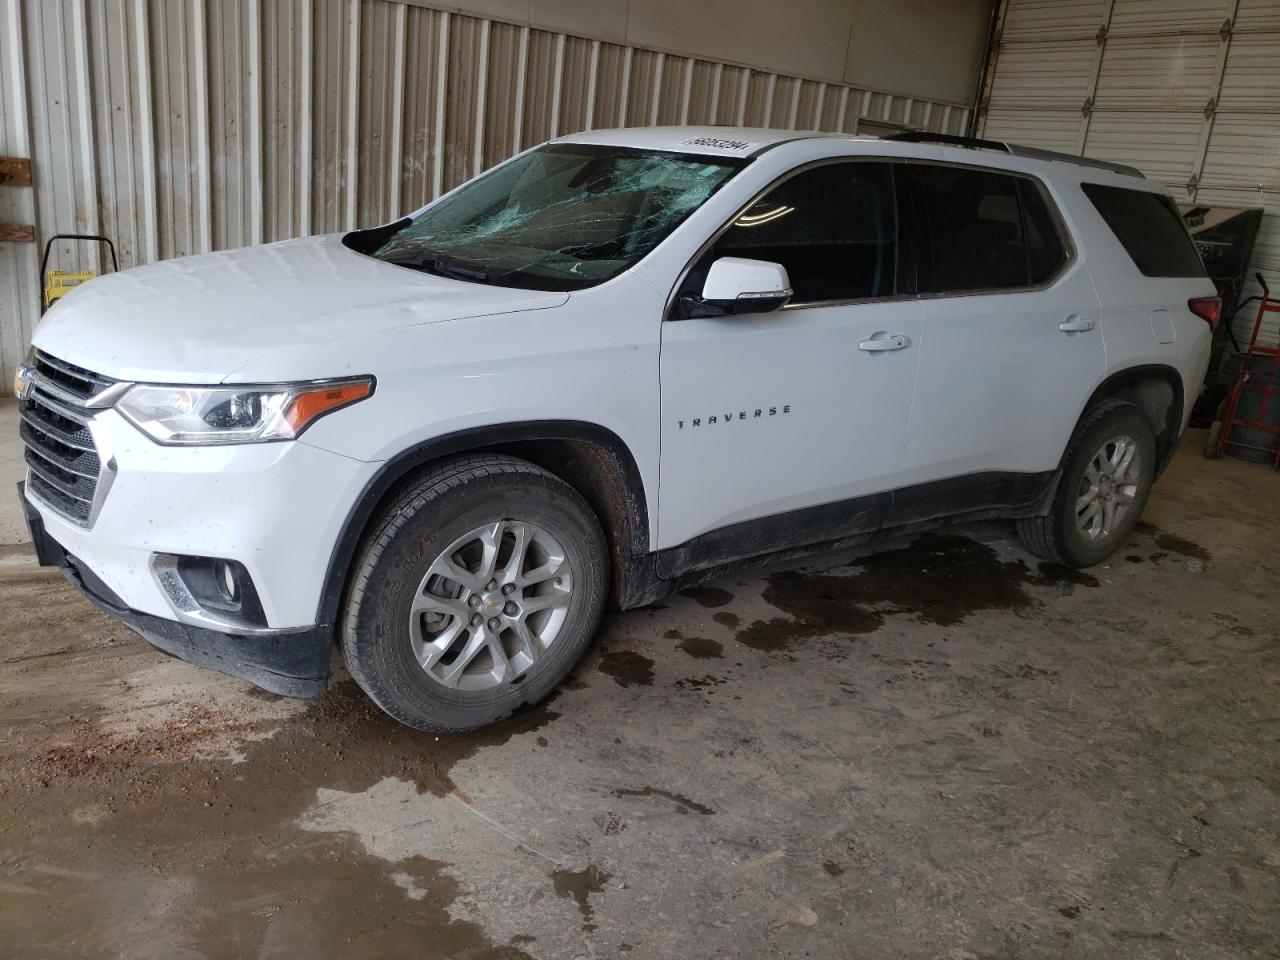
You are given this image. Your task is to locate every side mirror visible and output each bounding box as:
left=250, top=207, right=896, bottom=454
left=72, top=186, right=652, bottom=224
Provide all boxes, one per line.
left=684, top=257, right=793, bottom=317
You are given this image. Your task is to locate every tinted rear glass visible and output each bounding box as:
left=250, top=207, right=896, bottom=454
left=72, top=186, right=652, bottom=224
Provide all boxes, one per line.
left=1081, top=183, right=1207, bottom=278
left=907, top=165, right=1068, bottom=294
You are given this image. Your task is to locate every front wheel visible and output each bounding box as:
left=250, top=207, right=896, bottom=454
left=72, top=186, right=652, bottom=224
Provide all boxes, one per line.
left=341, top=454, right=608, bottom=731
left=1017, top=400, right=1156, bottom=567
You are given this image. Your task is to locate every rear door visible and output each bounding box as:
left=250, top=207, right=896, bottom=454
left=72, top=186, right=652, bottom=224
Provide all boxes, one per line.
left=891, top=162, right=1105, bottom=523
left=656, top=160, right=922, bottom=568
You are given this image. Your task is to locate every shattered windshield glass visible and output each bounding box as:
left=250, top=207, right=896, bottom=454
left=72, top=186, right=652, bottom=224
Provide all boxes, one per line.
left=370, top=145, right=746, bottom=291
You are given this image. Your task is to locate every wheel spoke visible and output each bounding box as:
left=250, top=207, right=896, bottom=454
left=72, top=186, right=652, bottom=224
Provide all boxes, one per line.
left=1101, top=496, right=1116, bottom=534
left=1079, top=499, right=1102, bottom=525
left=484, top=633, right=512, bottom=684
left=1114, top=487, right=1136, bottom=505
left=518, top=555, right=567, bottom=588
left=521, top=589, right=571, bottom=614
left=1106, top=437, right=1127, bottom=473
left=475, top=521, right=504, bottom=581
left=1076, top=485, right=1100, bottom=511
left=502, top=521, right=530, bottom=581
left=411, top=592, right=470, bottom=620
left=437, top=627, right=489, bottom=686
left=430, top=554, right=485, bottom=594
left=510, top=619, right=542, bottom=663
left=1114, top=442, right=1138, bottom=481
left=415, top=618, right=465, bottom=669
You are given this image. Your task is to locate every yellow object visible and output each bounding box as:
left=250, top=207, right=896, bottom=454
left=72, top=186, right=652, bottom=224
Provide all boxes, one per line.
left=44, top=269, right=95, bottom=308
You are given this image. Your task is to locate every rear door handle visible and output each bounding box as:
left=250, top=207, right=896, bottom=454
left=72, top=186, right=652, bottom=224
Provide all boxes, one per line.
left=1058, top=315, right=1095, bottom=333
left=858, top=333, right=911, bottom=352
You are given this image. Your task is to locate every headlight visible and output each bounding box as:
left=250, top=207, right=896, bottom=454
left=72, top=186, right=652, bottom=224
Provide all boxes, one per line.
left=117, top=377, right=374, bottom=445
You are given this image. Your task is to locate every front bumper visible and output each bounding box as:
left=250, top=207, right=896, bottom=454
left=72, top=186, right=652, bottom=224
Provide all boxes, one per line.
left=21, top=483, right=331, bottom=697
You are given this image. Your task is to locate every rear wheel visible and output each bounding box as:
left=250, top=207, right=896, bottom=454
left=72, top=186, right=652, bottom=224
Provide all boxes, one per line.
left=1017, top=400, right=1156, bottom=567
left=342, top=454, right=608, bottom=731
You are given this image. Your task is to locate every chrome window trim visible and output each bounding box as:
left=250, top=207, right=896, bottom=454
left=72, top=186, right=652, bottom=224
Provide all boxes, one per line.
left=664, top=154, right=1078, bottom=320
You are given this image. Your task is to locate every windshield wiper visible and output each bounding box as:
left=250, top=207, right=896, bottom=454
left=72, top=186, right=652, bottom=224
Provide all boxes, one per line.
left=383, top=253, right=492, bottom=285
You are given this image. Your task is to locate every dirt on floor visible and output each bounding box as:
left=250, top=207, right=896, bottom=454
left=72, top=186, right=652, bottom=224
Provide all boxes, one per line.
left=1, top=435, right=1278, bottom=959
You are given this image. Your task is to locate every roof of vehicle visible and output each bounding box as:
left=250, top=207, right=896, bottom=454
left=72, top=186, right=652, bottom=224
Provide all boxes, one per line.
left=554, top=125, right=855, bottom=159
left=555, top=125, right=1149, bottom=183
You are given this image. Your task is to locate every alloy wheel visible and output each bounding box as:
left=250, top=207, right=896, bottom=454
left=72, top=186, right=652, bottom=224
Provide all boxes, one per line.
left=409, top=519, right=573, bottom=690
left=1075, top=434, right=1142, bottom=541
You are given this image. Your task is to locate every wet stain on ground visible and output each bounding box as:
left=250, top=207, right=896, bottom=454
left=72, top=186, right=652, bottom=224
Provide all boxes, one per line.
left=1136, top=521, right=1211, bottom=562
left=550, top=864, right=611, bottom=919
left=1031, top=563, right=1101, bottom=590
left=713, top=611, right=741, bottom=629
left=7, top=678, right=549, bottom=959
left=677, top=635, right=724, bottom=660
left=674, top=674, right=728, bottom=691
left=613, top=785, right=715, bottom=815
left=822, top=860, right=845, bottom=877
left=679, top=585, right=735, bottom=608
left=597, top=650, right=655, bottom=687
left=734, top=534, right=1086, bottom=652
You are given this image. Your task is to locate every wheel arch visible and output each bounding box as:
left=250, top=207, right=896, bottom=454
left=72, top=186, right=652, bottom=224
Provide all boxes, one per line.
left=316, top=421, right=652, bottom=628
left=1081, top=364, right=1186, bottom=473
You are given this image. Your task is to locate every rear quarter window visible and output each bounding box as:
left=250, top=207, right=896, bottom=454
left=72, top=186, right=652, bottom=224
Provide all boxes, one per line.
left=1081, top=183, right=1207, bottom=278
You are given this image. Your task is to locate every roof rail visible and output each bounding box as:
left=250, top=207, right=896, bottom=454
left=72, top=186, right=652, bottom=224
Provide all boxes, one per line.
left=886, top=131, right=1011, bottom=152
left=884, top=131, right=1146, bottom=180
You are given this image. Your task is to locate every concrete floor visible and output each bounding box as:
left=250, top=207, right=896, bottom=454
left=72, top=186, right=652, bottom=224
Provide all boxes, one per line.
left=1, top=428, right=1277, bottom=959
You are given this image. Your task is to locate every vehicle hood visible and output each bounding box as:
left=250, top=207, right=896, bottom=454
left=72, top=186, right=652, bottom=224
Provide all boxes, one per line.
left=32, top=234, right=568, bottom=383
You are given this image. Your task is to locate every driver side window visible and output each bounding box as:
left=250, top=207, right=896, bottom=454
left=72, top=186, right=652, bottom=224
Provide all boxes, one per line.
left=708, top=162, right=899, bottom=305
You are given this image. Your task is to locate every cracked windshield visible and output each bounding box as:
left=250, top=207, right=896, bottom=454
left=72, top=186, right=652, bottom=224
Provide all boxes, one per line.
left=373, top=144, right=745, bottom=291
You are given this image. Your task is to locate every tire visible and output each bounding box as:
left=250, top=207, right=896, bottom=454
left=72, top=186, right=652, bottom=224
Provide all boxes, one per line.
left=1017, top=400, right=1157, bottom=568
left=1202, top=421, right=1223, bottom=459
left=341, top=454, right=608, bottom=732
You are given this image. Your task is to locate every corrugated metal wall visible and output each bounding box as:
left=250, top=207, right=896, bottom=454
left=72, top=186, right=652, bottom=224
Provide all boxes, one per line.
left=977, top=0, right=1280, bottom=347
left=0, top=0, right=973, bottom=392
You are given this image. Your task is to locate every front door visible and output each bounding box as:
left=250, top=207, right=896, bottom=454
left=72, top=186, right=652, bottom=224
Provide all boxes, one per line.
left=656, top=161, right=921, bottom=574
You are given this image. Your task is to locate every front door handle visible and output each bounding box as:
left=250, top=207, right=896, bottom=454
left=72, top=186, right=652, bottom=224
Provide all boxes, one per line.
left=858, top=333, right=911, bottom=352
left=1058, top=315, right=1095, bottom=333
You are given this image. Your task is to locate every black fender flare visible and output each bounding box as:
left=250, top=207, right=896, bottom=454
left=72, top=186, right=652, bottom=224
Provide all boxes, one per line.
left=314, top=420, right=651, bottom=628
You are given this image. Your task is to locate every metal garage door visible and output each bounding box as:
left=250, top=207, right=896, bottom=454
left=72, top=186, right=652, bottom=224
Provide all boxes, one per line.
left=977, top=0, right=1280, bottom=347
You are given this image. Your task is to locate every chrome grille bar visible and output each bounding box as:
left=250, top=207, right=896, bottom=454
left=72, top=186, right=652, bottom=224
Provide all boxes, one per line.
left=21, top=351, right=118, bottom=527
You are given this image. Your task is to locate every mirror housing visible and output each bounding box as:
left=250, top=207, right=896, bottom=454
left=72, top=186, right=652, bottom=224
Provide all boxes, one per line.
left=685, top=257, right=793, bottom=317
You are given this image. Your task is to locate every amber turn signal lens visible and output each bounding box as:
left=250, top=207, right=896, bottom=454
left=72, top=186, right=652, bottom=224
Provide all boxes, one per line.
left=284, top=380, right=373, bottom=433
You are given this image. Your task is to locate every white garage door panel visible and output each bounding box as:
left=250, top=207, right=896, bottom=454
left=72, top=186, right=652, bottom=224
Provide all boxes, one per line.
left=1236, top=0, right=1280, bottom=31
left=1093, top=35, right=1220, bottom=110
left=1085, top=113, right=1205, bottom=184
left=1218, top=34, right=1280, bottom=110
left=986, top=40, right=1097, bottom=109
left=980, top=0, right=1280, bottom=352
left=1109, top=0, right=1235, bottom=36
left=981, top=108, right=1081, bottom=154
left=1198, top=117, right=1280, bottom=192
left=1000, top=0, right=1107, bottom=42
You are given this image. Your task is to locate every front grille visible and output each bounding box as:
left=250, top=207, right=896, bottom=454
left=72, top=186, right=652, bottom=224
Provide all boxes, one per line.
left=21, top=350, right=116, bottom=526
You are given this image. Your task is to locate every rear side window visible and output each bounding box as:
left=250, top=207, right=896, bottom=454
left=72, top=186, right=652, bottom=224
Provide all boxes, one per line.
left=1081, top=183, right=1207, bottom=278
left=907, top=165, right=1068, bottom=294
left=711, top=162, right=897, bottom=303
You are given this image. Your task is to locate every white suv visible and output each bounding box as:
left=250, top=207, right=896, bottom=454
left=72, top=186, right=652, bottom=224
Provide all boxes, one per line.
left=18, top=127, right=1217, bottom=730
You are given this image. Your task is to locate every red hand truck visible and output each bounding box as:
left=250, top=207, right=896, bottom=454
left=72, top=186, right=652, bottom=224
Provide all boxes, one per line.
left=1207, top=272, right=1280, bottom=466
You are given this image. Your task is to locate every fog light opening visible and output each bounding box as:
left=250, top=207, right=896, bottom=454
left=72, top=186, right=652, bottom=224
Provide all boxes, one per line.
left=216, top=559, right=239, bottom=603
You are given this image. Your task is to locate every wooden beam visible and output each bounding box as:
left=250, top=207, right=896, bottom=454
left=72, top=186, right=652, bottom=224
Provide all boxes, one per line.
left=0, top=157, right=32, bottom=187
left=0, top=224, right=35, bottom=242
